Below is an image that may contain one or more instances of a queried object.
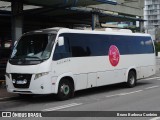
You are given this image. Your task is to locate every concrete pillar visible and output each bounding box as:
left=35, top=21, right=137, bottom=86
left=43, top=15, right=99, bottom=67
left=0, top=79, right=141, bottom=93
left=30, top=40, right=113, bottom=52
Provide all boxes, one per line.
left=92, top=8, right=100, bottom=30
left=140, top=21, right=144, bottom=33
left=139, top=17, right=144, bottom=33
left=11, top=0, right=23, bottom=47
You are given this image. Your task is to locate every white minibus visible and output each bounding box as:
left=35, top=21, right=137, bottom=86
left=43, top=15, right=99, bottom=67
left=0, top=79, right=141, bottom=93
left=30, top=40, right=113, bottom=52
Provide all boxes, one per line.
left=5, top=27, right=156, bottom=100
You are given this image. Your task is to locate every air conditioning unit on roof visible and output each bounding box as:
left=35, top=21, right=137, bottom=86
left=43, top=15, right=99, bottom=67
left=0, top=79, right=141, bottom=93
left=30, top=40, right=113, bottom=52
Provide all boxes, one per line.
left=105, top=28, right=132, bottom=33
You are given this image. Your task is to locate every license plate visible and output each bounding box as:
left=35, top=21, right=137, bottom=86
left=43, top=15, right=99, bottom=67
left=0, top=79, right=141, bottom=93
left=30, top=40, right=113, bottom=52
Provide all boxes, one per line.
left=16, top=80, right=26, bottom=84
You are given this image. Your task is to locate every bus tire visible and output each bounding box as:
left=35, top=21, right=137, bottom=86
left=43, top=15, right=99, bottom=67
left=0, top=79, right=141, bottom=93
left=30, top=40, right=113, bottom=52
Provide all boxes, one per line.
left=126, top=71, right=137, bottom=88
left=57, top=79, right=74, bottom=101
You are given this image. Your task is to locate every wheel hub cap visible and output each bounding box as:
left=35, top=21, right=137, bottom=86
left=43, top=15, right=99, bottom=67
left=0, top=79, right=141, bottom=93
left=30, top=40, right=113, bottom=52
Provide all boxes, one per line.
left=61, top=84, right=70, bottom=95
left=130, top=76, right=135, bottom=85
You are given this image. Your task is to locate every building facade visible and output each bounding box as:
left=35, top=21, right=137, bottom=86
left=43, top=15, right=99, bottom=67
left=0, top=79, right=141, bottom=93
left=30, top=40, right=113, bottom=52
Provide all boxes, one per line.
left=144, top=0, right=160, bottom=40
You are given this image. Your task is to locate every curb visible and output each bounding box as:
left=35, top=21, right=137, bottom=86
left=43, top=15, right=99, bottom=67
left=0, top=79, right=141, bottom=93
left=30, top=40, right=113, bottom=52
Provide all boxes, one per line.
left=0, top=96, right=19, bottom=102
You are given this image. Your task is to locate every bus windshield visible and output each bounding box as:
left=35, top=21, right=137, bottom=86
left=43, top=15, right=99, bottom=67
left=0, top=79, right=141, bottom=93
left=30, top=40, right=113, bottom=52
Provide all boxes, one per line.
left=10, top=33, right=56, bottom=65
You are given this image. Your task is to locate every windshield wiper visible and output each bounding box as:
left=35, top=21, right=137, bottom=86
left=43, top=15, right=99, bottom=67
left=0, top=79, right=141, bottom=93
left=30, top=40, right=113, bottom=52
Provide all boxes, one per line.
left=10, top=56, right=21, bottom=60
left=25, top=56, right=43, bottom=61
left=10, top=56, right=43, bottom=61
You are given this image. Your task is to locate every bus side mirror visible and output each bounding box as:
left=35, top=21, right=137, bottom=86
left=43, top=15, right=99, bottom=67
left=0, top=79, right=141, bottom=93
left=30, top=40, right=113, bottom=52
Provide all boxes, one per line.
left=58, top=37, right=64, bottom=46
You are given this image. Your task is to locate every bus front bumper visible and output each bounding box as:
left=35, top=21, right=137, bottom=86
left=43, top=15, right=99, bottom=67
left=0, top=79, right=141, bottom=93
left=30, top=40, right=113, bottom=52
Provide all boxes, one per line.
left=5, top=74, right=58, bottom=95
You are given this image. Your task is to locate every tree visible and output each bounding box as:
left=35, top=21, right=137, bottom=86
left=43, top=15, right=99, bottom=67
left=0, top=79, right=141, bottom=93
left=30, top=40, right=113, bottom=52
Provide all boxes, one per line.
left=154, top=42, right=160, bottom=56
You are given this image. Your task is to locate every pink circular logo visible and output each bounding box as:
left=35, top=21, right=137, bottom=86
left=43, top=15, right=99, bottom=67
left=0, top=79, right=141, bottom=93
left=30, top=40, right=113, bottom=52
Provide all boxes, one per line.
left=109, top=45, right=120, bottom=67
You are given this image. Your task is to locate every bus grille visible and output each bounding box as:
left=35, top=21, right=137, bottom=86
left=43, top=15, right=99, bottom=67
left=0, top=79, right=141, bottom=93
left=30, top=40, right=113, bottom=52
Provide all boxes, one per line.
left=11, top=74, right=32, bottom=88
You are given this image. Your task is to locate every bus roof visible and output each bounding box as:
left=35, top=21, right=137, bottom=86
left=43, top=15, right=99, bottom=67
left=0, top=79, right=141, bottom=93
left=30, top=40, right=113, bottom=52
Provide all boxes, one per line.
left=59, top=28, right=151, bottom=37
left=26, top=27, right=151, bottom=37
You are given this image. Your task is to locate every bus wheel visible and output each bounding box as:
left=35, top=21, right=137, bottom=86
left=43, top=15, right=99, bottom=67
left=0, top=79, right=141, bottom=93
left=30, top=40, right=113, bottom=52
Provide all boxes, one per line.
left=126, top=71, right=137, bottom=88
left=57, top=79, right=74, bottom=101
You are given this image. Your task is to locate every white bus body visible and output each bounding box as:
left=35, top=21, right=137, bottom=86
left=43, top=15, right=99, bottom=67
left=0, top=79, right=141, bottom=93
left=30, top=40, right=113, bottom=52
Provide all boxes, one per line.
left=5, top=28, right=156, bottom=100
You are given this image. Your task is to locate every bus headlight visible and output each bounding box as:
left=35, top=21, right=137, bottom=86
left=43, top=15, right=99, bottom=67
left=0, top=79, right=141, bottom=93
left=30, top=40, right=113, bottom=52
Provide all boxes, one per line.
left=5, top=73, right=10, bottom=79
left=34, top=72, right=49, bottom=80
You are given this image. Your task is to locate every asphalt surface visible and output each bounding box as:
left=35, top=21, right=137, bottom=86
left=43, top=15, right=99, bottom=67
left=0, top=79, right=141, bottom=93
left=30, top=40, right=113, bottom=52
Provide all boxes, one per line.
left=0, top=75, right=160, bottom=120
left=0, top=59, right=160, bottom=120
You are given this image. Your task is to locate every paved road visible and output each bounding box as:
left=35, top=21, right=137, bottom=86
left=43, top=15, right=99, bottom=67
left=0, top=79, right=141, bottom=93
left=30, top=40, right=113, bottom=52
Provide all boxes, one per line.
left=1, top=58, right=160, bottom=120
left=0, top=76, right=160, bottom=120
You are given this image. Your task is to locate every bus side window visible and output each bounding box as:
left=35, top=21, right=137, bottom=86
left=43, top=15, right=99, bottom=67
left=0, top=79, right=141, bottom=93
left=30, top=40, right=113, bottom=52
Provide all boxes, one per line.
left=53, top=37, right=71, bottom=60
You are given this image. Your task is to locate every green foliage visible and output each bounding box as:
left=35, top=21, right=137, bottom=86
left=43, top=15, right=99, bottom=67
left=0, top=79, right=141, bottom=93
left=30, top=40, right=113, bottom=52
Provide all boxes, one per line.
left=154, top=42, right=160, bottom=56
